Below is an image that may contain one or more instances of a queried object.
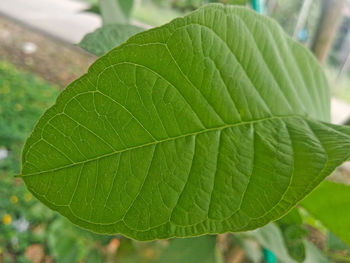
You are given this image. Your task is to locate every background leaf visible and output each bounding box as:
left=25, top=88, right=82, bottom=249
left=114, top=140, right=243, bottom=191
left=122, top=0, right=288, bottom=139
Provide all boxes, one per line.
left=327, top=231, right=350, bottom=252
left=233, top=235, right=262, bottom=263
left=220, top=0, right=249, bottom=5
left=99, top=0, right=134, bottom=24
left=156, top=236, right=218, bottom=263
left=79, top=24, right=144, bottom=56
left=252, top=223, right=296, bottom=263
left=301, top=181, right=350, bottom=246
left=277, top=208, right=307, bottom=262
left=47, top=219, right=85, bottom=263
left=252, top=223, right=329, bottom=263
left=20, top=4, right=350, bottom=240
left=303, top=241, right=330, bottom=263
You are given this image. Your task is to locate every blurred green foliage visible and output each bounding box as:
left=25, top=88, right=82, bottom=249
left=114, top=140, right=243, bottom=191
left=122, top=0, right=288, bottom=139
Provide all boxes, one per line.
left=0, top=61, right=58, bottom=148
left=0, top=60, right=55, bottom=262
left=0, top=61, right=58, bottom=173
left=0, top=61, right=109, bottom=263
left=277, top=209, right=308, bottom=262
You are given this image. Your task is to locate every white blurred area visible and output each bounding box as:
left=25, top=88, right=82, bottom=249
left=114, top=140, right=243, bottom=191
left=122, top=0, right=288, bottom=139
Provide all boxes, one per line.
left=0, top=0, right=101, bottom=43
left=331, top=98, right=350, bottom=124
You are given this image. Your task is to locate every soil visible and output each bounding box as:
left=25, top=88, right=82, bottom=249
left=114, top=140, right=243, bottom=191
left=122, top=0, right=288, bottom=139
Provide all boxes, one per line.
left=0, top=15, right=96, bottom=88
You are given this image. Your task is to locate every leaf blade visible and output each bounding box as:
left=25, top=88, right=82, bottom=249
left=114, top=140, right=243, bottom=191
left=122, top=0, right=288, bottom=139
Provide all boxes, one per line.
left=301, top=181, right=350, bottom=246
left=21, top=4, right=350, bottom=240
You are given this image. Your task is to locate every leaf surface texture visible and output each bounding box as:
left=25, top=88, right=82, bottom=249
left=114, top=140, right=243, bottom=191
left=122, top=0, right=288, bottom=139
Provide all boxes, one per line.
left=21, top=4, right=350, bottom=240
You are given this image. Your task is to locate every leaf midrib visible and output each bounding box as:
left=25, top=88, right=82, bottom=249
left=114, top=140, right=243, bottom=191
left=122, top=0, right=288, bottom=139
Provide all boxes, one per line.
left=21, top=114, right=301, bottom=177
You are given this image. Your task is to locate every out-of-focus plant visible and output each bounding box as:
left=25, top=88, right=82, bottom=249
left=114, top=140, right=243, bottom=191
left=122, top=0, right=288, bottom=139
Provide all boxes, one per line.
left=0, top=61, right=58, bottom=173
left=0, top=60, right=57, bottom=262
left=0, top=61, right=111, bottom=262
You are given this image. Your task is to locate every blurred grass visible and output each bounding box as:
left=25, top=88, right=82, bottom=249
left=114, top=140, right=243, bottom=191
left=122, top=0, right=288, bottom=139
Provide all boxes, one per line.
left=0, top=60, right=57, bottom=263
left=0, top=60, right=112, bottom=263
left=0, top=60, right=59, bottom=173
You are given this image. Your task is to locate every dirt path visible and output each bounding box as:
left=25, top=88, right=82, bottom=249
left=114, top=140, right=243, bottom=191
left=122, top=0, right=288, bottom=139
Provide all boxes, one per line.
left=0, top=15, right=96, bottom=87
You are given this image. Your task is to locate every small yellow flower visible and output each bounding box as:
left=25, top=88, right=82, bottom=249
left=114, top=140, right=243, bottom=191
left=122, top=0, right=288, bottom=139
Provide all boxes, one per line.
left=143, top=248, right=155, bottom=259
left=10, top=195, right=18, bottom=204
left=14, top=103, right=23, bottom=112
left=3, top=214, right=11, bottom=225
left=24, top=193, right=32, bottom=202
left=0, top=247, right=2, bottom=255
left=0, top=85, right=10, bottom=94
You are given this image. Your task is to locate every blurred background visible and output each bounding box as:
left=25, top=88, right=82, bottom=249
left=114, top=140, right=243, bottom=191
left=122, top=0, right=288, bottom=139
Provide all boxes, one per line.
left=0, top=0, right=350, bottom=262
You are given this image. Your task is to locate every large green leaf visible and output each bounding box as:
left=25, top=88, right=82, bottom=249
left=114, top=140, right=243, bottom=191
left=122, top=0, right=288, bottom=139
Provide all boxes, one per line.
left=301, top=181, right=350, bottom=246
left=20, top=4, right=350, bottom=240
left=79, top=24, right=144, bottom=56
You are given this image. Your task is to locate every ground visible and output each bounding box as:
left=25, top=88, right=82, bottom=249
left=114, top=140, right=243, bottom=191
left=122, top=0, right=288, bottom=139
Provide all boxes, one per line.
left=0, top=16, right=96, bottom=88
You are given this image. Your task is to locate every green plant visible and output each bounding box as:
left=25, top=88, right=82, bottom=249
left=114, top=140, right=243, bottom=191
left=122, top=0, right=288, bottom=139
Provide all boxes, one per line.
left=0, top=61, right=58, bottom=148
left=0, top=61, right=59, bottom=175
left=17, top=3, right=350, bottom=259
left=302, top=181, right=350, bottom=245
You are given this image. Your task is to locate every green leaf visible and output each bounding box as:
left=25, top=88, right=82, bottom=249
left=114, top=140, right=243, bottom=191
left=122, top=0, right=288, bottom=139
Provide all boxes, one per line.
left=99, top=0, right=134, bottom=24
left=252, top=223, right=296, bottom=263
left=326, top=232, right=350, bottom=262
left=277, top=209, right=307, bottom=262
left=86, top=249, right=104, bottom=263
left=117, top=0, right=134, bottom=18
left=303, top=241, right=330, bottom=263
left=234, top=235, right=262, bottom=263
left=47, top=219, right=85, bottom=263
left=157, top=236, right=218, bottom=263
left=301, top=181, right=350, bottom=246
left=79, top=24, right=144, bottom=56
left=327, top=231, right=350, bottom=252
left=20, top=4, right=350, bottom=240
left=220, top=0, right=249, bottom=5
left=278, top=208, right=303, bottom=225
left=280, top=225, right=307, bottom=262
left=253, top=224, right=329, bottom=263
